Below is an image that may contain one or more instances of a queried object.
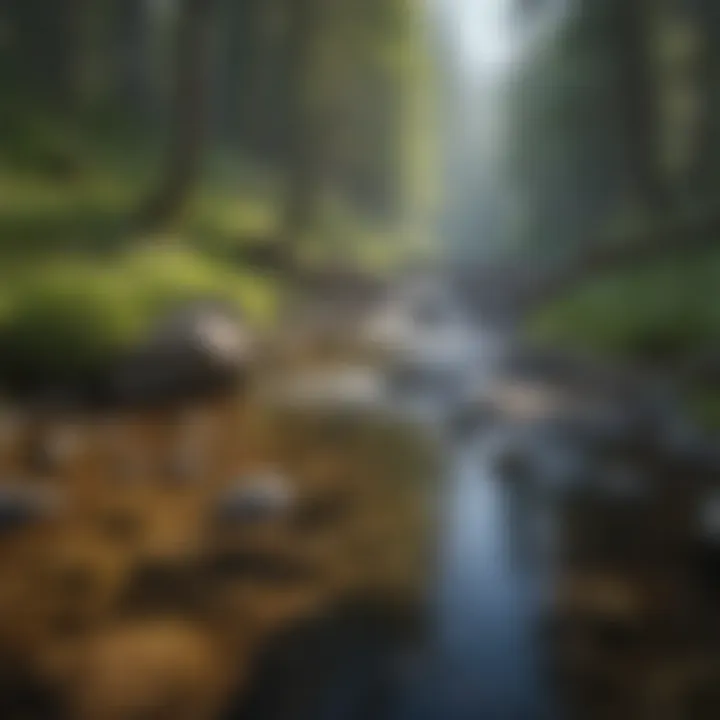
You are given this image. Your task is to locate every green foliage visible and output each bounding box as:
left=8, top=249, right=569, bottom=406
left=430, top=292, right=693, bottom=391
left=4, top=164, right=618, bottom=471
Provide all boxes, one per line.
left=0, top=0, right=429, bottom=391
left=0, top=107, right=88, bottom=176
left=0, top=247, right=279, bottom=384
left=530, top=250, right=720, bottom=362
left=688, top=391, right=720, bottom=432
left=119, top=245, right=279, bottom=324
left=0, top=261, right=144, bottom=377
left=0, top=152, right=401, bottom=385
left=529, top=247, right=720, bottom=432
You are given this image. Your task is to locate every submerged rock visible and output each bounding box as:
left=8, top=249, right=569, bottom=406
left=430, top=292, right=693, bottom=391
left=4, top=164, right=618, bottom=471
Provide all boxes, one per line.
left=214, top=471, right=295, bottom=525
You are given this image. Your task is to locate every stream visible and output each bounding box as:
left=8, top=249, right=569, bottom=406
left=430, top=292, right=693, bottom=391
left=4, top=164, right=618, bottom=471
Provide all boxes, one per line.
left=392, top=434, right=559, bottom=720
left=236, top=321, right=567, bottom=720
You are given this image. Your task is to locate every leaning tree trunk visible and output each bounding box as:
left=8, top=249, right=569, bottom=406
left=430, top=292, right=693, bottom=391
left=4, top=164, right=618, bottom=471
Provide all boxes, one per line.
left=136, top=0, right=218, bottom=233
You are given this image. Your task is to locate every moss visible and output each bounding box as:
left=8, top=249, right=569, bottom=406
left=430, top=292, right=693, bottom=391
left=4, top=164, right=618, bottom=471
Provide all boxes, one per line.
left=530, top=250, right=720, bottom=363
left=0, top=143, right=405, bottom=390
left=0, top=248, right=279, bottom=388
left=530, top=248, right=720, bottom=431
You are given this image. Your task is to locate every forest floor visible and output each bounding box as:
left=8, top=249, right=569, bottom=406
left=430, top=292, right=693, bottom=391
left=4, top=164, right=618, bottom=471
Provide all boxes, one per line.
left=0, top=355, right=440, bottom=718
left=0, top=154, right=424, bottom=395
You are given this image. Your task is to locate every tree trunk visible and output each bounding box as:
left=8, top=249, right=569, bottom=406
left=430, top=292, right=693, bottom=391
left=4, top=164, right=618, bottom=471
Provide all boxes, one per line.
left=278, top=0, right=324, bottom=271
left=136, top=0, right=218, bottom=233
left=214, top=0, right=257, bottom=145
left=114, top=0, right=151, bottom=119
left=1, top=0, right=83, bottom=113
left=612, top=0, right=667, bottom=212
left=688, top=0, right=720, bottom=195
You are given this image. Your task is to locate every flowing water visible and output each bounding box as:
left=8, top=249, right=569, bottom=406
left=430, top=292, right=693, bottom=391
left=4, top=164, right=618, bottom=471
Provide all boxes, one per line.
left=235, top=317, right=564, bottom=720
left=242, top=2, right=577, bottom=713
left=392, top=436, right=559, bottom=720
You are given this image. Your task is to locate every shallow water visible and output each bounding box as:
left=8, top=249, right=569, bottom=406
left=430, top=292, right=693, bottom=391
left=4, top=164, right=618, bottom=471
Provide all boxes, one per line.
left=236, top=434, right=561, bottom=720
left=390, top=437, right=558, bottom=720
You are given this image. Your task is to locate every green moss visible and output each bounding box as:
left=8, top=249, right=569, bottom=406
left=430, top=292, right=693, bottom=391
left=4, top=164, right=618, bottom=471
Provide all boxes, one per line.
left=530, top=248, right=720, bottom=431
left=687, top=390, right=720, bottom=432
left=0, top=139, right=406, bottom=387
left=0, top=248, right=280, bottom=384
left=530, top=250, right=720, bottom=362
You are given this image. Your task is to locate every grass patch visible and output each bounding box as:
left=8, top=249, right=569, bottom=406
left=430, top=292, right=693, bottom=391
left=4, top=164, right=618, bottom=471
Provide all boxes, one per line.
left=530, top=248, right=720, bottom=429
left=530, top=250, right=720, bottom=363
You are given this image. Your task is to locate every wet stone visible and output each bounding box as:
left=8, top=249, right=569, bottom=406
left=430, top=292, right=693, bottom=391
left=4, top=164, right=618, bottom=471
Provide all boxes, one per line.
left=213, top=471, right=296, bottom=526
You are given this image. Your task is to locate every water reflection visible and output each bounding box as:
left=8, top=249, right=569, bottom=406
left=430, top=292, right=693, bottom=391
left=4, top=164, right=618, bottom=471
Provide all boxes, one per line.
left=430, top=444, right=555, bottom=719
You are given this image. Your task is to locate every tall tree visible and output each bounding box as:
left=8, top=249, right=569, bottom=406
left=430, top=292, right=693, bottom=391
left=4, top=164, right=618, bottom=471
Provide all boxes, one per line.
left=611, top=0, right=668, bottom=212
left=137, top=0, right=218, bottom=232
left=113, top=0, right=152, bottom=119
left=0, top=0, right=89, bottom=114
left=687, top=0, right=720, bottom=196
left=278, top=0, right=325, bottom=263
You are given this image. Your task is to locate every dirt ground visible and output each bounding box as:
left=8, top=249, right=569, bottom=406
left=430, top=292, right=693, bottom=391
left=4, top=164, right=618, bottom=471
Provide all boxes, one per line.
left=0, top=366, right=440, bottom=719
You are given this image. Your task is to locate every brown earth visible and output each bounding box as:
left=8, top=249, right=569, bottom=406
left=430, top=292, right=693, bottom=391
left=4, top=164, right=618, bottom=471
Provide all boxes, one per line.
left=0, top=366, right=440, bottom=719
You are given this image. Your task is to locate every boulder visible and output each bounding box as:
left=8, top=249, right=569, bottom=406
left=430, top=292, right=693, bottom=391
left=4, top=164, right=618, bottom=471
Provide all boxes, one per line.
left=0, top=485, right=63, bottom=533
left=112, top=301, right=255, bottom=406
left=213, top=470, right=295, bottom=526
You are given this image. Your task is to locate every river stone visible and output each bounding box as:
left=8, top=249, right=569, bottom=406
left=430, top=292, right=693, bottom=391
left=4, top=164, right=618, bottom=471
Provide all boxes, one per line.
left=365, top=282, right=479, bottom=385
left=214, top=471, right=295, bottom=525
left=112, top=301, right=255, bottom=405
left=0, top=485, right=63, bottom=532
left=26, top=424, right=86, bottom=476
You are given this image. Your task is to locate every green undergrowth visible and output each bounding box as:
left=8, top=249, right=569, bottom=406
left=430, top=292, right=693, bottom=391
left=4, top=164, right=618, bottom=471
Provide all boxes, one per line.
left=530, top=248, right=720, bottom=429
left=0, top=246, right=280, bottom=384
left=0, top=145, right=412, bottom=387
left=532, top=250, right=720, bottom=360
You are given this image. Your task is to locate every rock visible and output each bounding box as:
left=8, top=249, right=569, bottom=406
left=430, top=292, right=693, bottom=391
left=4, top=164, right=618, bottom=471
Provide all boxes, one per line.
left=25, top=424, right=85, bottom=476
left=214, top=471, right=295, bottom=525
left=447, top=397, right=498, bottom=440
left=0, top=485, right=63, bottom=533
left=489, top=421, right=596, bottom=492
left=363, top=277, right=481, bottom=393
left=113, top=301, right=254, bottom=406
left=491, top=441, right=537, bottom=484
